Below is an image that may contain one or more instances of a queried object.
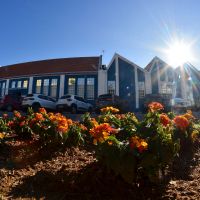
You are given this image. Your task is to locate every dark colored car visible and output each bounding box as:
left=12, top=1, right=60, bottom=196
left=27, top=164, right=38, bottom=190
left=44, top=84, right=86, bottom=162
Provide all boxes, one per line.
left=0, top=93, right=23, bottom=111
left=95, top=94, right=124, bottom=113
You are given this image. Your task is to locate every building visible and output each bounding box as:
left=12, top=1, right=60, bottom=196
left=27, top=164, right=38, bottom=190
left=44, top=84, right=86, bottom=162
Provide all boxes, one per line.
left=0, top=56, right=106, bottom=105
left=1, top=54, right=200, bottom=111
left=107, top=53, right=146, bottom=111
left=106, top=53, right=200, bottom=111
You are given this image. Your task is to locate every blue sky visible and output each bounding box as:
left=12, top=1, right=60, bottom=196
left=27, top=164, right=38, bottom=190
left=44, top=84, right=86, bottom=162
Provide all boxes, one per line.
left=0, top=0, right=200, bottom=68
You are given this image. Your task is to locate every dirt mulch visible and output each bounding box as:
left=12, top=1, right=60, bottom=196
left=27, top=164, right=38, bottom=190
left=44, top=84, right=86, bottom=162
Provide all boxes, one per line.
left=0, top=141, right=200, bottom=200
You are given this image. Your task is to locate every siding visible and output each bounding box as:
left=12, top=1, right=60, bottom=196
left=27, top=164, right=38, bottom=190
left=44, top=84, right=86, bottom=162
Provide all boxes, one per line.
left=137, top=68, right=145, bottom=109
left=118, top=58, right=136, bottom=111
left=151, top=63, right=159, bottom=94
left=107, top=60, right=116, bottom=82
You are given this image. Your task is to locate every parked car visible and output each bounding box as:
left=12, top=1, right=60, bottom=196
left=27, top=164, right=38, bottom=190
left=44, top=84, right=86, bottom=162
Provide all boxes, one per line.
left=22, top=94, right=56, bottom=111
left=95, top=94, right=124, bottom=113
left=171, top=98, right=188, bottom=112
left=0, top=93, right=23, bottom=111
left=56, top=94, right=93, bottom=114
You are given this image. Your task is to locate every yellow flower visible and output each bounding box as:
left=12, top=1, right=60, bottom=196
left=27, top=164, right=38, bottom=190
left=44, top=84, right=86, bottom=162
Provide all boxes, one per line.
left=0, top=133, right=5, bottom=139
left=129, top=136, right=148, bottom=153
left=191, top=130, right=199, bottom=141
left=89, top=123, right=112, bottom=144
left=183, top=110, right=194, bottom=120
left=100, top=107, right=119, bottom=113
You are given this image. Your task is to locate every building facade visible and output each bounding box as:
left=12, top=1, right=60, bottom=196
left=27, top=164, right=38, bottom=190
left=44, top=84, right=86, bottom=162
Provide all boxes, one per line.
left=106, top=53, right=200, bottom=111
left=1, top=54, right=200, bottom=111
left=0, top=56, right=106, bottom=105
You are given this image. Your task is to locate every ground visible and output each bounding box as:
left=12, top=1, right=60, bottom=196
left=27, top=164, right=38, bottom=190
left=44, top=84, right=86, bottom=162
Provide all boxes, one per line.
left=0, top=139, right=200, bottom=200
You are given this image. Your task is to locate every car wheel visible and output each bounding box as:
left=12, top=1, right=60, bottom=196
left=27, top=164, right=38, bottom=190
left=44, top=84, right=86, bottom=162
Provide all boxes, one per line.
left=32, top=103, right=41, bottom=112
left=6, top=105, right=13, bottom=112
left=71, top=105, right=77, bottom=114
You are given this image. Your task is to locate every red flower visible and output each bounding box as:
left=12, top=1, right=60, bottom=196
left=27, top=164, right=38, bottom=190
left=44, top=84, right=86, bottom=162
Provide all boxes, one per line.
left=20, top=121, right=26, bottom=127
left=3, top=113, right=8, bottom=119
left=39, top=108, right=47, bottom=114
left=160, top=113, right=171, bottom=127
left=129, top=136, right=148, bottom=153
left=173, top=115, right=189, bottom=130
left=13, top=111, right=21, bottom=118
left=148, top=102, right=164, bottom=112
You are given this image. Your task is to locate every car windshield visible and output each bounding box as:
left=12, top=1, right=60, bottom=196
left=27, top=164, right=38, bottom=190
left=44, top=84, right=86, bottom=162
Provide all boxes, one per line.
left=60, top=95, right=71, bottom=99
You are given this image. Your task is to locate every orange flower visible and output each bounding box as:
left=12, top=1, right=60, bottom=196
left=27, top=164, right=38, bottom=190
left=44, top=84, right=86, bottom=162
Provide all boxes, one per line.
left=100, top=107, right=119, bottom=113
left=91, top=118, right=99, bottom=127
left=183, top=110, right=194, bottom=120
left=67, top=119, right=73, bottom=126
left=129, top=136, right=148, bottom=153
left=79, top=124, right=88, bottom=131
left=173, top=115, right=189, bottom=130
left=148, top=102, right=164, bottom=112
left=35, top=113, right=45, bottom=121
left=39, top=107, right=47, bottom=114
left=14, top=111, right=21, bottom=118
left=57, top=125, right=68, bottom=133
left=160, top=113, right=171, bottom=127
left=0, top=132, right=5, bottom=139
left=89, top=123, right=113, bottom=144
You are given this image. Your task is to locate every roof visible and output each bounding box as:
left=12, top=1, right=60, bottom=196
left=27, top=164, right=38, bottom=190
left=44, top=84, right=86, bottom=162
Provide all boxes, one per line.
left=0, top=56, right=100, bottom=78
left=145, top=56, right=171, bottom=71
left=145, top=57, right=157, bottom=71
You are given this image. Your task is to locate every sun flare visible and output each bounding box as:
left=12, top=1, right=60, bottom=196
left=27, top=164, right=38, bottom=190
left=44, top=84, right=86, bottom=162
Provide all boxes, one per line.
left=165, top=39, right=194, bottom=67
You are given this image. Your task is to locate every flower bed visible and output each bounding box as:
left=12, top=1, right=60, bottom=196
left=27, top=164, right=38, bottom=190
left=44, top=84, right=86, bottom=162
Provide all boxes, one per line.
left=0, top=103, right=200, bottom=184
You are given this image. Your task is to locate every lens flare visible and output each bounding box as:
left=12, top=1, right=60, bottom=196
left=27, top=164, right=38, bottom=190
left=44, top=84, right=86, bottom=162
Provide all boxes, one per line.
left=165, top=39, right=195, bottom=67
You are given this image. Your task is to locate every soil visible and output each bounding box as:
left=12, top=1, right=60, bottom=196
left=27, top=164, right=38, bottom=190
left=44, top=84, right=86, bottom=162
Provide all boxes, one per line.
left=0, top=140, right=200, bottom=200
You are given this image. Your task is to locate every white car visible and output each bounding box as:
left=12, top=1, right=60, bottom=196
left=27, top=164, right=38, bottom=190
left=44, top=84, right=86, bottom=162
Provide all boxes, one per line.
left=171, top=98, right=188, bottom=108
left=22, top=94, right=57, bottom=111
left=56, top=94, right=93, bottom=113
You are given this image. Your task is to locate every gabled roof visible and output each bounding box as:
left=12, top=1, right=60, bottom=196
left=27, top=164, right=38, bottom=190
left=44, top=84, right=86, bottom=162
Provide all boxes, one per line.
left=0, top=56, right=100, bottom=78
left=107, top=53, right=145, bottom=72
left=145, top=56, right=172, bottom=71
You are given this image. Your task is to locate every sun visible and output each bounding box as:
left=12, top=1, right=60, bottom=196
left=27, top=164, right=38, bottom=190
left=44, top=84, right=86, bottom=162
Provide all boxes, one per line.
left=165, top=39, right=194, bottom=67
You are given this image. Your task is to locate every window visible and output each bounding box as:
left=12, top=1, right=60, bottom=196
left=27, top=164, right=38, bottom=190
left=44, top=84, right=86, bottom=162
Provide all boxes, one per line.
left=77, top=78, right=85, bottom=98
left=1, top=82, right=5, bottom=97
left=11, top=81, right=16, bottom=89
left=17, top=81, right=22, bottom=88
left=68, top=78, right=75, bottom=95
left=75, top=96, right=85, bottom=102
left=108, top=81, right=115, bottom=94
left=23, top=80, right=28, bottom=88
left=51, top=79, right=58, bottom=97
left=43, top=79, right=49, bottom=96
left=160, top=82, right=173, bottom=94
left=36, top=79, right=42, bottom=94
left=87, top=78, right=94, bottom=99
left=138, top=82, right=145, bottom=98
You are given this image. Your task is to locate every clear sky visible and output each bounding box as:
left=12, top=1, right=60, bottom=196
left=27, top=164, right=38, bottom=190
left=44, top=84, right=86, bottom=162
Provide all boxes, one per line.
left=1, top=0, right=200, bottom=68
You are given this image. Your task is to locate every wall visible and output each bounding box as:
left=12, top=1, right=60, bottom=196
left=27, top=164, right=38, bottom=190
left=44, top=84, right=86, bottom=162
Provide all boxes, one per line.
left=118, top=58, right=136, bottom=111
